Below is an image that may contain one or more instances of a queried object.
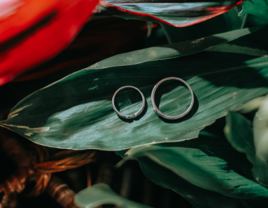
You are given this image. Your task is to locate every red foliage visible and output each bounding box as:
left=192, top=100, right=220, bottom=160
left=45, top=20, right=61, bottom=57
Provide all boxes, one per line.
left=0, top=0, right=99, bottom=86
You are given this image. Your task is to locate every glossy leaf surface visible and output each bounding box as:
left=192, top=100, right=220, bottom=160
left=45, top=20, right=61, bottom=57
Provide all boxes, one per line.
left=123, top=140, right=268, bottom=199
left=240, top=0, right=268, bottom=24
left=1, top=27, right=268, bottom=150
left=0, top=0, right=99, bottom=86
left=116, top=125, right=268, bottom=208
left=119, top=153, right=246, bottom=208
left=74, top=184, right=151, bottom=208
left=99, top=0, right=242, bottom=27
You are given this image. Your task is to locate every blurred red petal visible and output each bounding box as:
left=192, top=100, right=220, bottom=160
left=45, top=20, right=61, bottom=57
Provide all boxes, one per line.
left=0, top=0, right=99, bottom=86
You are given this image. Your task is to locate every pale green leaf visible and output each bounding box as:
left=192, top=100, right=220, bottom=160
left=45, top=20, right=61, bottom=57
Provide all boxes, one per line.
left=74, top=184, right=151, bottom=208
left=224, top=111, right=268, bottom=187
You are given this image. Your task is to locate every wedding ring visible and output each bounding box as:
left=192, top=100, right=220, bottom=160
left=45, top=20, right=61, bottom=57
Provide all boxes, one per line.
left=151, top=77, right=194, bottom=120
left=112, top=86, right=146, bottom=119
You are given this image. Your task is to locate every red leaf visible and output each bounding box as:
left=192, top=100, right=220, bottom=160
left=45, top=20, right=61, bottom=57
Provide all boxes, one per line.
left=0, top=0, right=100, bottom=86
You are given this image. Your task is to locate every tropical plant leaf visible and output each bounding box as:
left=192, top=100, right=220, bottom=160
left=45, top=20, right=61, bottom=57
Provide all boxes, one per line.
left=74, top=183, right=151, bottom=208
left=86, top=26, right=262, bottom=69
left=253, top=95, right=268, bottom=163
left=239, top=96, right=266, bottom=113
left=159, top=8, right=243, bottom=44
left=116, top=126, right=268, bottom=208
left=98, top=0, right=242, bottom=27
left=123, top=141, right=268, bottom=199
left=205, top=43, right=268, bottom=56
left=118, top=152, right=247, bottom=208
left=225, top=110, right=268, bottom=187
left=224, top=112, right=255, bottom=162
left=0, top=27, right=267, bottom=150
left=240, top=0, right=268, bottom=24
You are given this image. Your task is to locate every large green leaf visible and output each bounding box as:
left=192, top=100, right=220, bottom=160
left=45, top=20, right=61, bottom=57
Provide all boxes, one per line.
left=74, top=183, right=151, bottom=208
left=240, top=0, right=268, bottom=24
left=116, top=124, right=268, bottom=207
left=127, top=155, right=246, bottom=208
left=123, top=140, right=268, bottom=199
left=0, top=27, right=268, bottom=150
left=85, top=27, right=261, bottom=69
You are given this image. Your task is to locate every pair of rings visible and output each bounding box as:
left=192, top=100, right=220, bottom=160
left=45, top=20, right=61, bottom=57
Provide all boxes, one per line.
left=112, top=77, right=194, bottom=120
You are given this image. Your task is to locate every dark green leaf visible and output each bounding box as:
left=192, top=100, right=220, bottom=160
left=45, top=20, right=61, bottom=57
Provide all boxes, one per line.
left=122, top=138, right=268, bottom=199
left=131, top=155, right=246, bottom=208
left=0, top=27, right=267, bottom=150
left=159, top=8, right=243, bottom=44
left=117, top=119, right=268, bottom=207
left=87, top=27, right=261, bottom=69
left=74, top=183, right=151, bottom=208
left=116, top=127, right=268, bottom=208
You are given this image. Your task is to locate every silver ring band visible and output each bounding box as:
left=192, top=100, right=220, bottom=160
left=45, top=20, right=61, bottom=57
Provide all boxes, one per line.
left=112, top=86, right=146, bottom=119
left=151, top=77, right=194, bottom=120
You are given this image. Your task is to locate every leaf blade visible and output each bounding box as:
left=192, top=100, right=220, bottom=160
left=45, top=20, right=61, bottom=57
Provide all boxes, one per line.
left=1, top=27, right=268, bottom=150
left=100, top=0, right=242, bottom=27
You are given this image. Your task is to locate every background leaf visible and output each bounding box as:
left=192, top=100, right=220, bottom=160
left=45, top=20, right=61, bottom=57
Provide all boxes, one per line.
left=74, top=183, right=151, bottom=208
left=240, top=0, right=268, bottom=24
left=123, top=139, right=268, bottom=199
left=117, top=120, right=268, bottom=207
left=224, top=111, right=268, bottom=187
left=86, top=27, right=261, bottom=69
left=98, top=0, right=241, bottom=27
left=1, top=27, right=268, bottom=150
left=159, top=8, right=243, bottom=44
left=14, top=18, right=158, bottom=82
left=224, top=111, right=255, bottom=163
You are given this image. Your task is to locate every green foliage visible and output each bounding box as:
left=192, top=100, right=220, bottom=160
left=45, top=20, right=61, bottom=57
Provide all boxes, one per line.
left=160, top=8, right=243, bottom=43
left=1, top=27, right=268, bottom=150
left=123, top=139, right=268, bottom=199
left=0, top=2, right=268, bottom=208
left=224, top=112, right=255, bottom=162
left=225, top=98, right=268, bottom=187
left=240, top=0, right=268, bottom=24
left=116, top=122, right=268, bottom=207
left=101, top=0, right=241, bottom=27
left=74, top=184, right=151, bottom=208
